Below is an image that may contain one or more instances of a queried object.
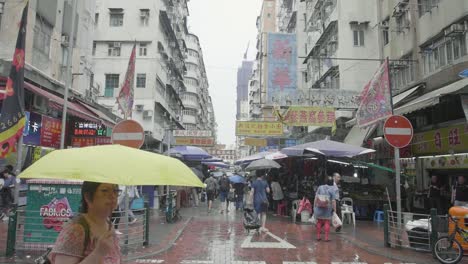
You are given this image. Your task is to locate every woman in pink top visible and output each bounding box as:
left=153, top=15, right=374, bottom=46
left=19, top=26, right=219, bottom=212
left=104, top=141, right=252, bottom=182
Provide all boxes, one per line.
left=50, top=181, right=122, bottom=263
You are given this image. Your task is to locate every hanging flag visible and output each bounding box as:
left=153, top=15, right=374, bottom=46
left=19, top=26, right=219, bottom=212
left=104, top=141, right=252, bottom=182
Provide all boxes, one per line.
left=356, top=58, right=392, bottom=128
left=0, top=3, right=28, bottom=158
left=116, top=42, right=136, bottom=118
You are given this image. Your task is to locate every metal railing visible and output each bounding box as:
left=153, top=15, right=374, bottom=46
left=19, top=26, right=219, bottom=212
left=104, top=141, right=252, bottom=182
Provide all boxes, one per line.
left=6, top=203, right=150, bottom=259
left=383, top=205, right=448, bottom=253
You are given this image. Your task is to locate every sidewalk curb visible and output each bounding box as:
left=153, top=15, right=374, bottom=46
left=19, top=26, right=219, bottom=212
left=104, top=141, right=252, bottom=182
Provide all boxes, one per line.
left=125, top=216, right=193, bottom=262
left=338, top=233, right=435, bottom=264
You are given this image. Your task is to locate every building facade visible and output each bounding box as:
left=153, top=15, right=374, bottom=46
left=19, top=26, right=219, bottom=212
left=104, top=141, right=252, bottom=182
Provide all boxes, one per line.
left=236, top=60, right=253, bottom=120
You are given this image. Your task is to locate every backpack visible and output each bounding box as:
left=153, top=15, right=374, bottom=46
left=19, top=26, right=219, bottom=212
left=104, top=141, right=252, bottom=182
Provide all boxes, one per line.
left=219, top=178, right=230, bottom=192
left=35, top=215, right=91, bottom=264
left=205, top=178, right=217, bottom=191
left=316, top=194, right=330, bottom=208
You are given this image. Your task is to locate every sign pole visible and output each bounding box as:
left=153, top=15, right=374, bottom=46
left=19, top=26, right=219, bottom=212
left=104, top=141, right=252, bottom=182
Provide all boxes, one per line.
left=394, top=146, right=402, bottom=232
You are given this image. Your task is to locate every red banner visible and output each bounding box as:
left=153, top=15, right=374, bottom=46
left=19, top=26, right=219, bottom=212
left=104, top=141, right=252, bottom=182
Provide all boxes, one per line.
left=356, top=59, right=392, bottom=128
left=40, top=116, right=62, bottom=148
left=116, top=43, right=136, bottom=118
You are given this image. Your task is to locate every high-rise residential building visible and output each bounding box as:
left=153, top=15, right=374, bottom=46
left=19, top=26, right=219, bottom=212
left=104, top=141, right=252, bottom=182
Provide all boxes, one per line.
left=236, top=60, right=253, bottom=120
left=93, top=0, right=215, bottom=151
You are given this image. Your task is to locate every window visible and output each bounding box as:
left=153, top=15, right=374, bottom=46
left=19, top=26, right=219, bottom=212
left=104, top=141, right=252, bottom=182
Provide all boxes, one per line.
left=0, top=2, right=4, bottom=30
left=105, top=74, right=119, bottom=97
left=353, top=30, right=364, bottom=46
left=396, top=12, right=410, bottom=34
left=418, top=0, right=440, bottom=17
left=382, top=19, right=390, bottom=45
left=108, top=42, right=121, bottom=56
left=109, top=9, right=124, bottom=27
left=185, top=78, right=198, bottom=86
left=422, top=34, right=467, bottom=75
left=33, top=15, right=52, bottom=56
left=94, top=13, right=99, bottom=26
left=92, top=41, right=96, bottom=56
left=188, top=49, right=199, bottom=58
left=139, top=43, right=147, bottom=56
left=140, top=9, right=149, bottom=26
left=136, top=74, right=146, bottom=88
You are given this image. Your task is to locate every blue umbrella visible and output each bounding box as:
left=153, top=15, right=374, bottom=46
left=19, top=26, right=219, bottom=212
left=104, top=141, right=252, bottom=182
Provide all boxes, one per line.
left=201, top=161, right=229, bottom=168
left=229, top=175, right=246, bottom=184
left=167, top=146, right=212, bottom=161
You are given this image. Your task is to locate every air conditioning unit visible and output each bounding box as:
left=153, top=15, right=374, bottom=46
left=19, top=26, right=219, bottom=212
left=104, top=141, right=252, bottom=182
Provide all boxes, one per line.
left=113, top=42, right=121, bottom=47
left=33, top=95, right=48, bottom=111
left=135, top=104, right=144, bottom=112
left=444, top=24, right=465, bottom=37
left=61, top=34, right=70, bottom=46
left=143, top=110, right=153, bottom=119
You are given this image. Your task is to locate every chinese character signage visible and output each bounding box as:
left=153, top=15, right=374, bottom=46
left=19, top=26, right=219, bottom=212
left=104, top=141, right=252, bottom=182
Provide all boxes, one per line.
left=24, top=111, right=42, bottom=146
left=71, top=137, right=96, bottom=148
left=72, top=122, right=98, bottom=137
left=236, top=121, right=284, bottom=136
left=174, top=137, right=215, bottom=146
left=95, top=137, right=112, bottom=145
left=40, top=116, right=62, bottom=149
left=267, top=33, right=297, bottom=105
left=425, top=154, right=468, bottom=169
left=356, top=59, right=392, bottom=128
left=173, top=130, right=212, bottom=137
left=244, top=138, right=267, bottom=147
left=412, top=124, right=468, bottom=155
left=309, top=89, right=361, bottom=109
left=282, top=107, right=335, bottom=127
left=24, top=181, right=82, bottom=243
left=96, top=124, right=110, bottom=137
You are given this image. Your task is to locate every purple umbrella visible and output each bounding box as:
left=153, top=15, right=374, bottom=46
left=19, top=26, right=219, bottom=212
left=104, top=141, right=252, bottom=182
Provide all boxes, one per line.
left=167, top=146, right=212, bottom=161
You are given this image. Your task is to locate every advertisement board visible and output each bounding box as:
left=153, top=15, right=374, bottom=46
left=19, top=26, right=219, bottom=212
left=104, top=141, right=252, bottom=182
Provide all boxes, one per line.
left=236, top=121, right=283, bottom=136
left=411, top=123, right=468, bottom=155
left=40, top=116, right=62, bottom=148
left=282, top=106, right=335, bottom=127
left=174, top=137, right=215, bottom=146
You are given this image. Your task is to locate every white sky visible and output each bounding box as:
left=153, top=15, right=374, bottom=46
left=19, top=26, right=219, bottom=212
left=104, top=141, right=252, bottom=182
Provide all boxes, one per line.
left=187, top=0, right=262, bottom=146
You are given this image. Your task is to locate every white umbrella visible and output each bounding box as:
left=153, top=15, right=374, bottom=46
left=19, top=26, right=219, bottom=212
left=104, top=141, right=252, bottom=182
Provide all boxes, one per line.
left=265, top=151, right=288, bottom=160
left=245, top=159, right=281, bottom=171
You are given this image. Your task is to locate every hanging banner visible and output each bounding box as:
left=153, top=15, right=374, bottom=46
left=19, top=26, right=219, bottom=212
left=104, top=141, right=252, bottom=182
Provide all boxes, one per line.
left=266, top=33, right=297, bottom=105
left=236, top=121, right=283, bottom=136
left=356, top=59, right=392, bottom=128
left=244, top=138, right=267, bottom=147
left=173, top=130, right=212, bottom=137
left=461, top=95, right=468, bottom=121
left=412, top=123, right=468, bottom=155
left=24, top=111, right=42, bottom=146
left=174, top=137, right=215, bottom=146
left=282, top=106, right=335, bottom=127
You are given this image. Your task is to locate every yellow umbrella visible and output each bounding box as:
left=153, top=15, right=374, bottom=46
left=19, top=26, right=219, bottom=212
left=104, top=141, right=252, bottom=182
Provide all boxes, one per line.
left=19, top=144, right=204, bottom=187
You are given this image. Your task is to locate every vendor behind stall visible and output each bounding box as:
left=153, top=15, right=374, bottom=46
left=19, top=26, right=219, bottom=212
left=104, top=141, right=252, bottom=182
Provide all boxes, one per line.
left=428, top=175, right=444, bottom=213
left=453, top=176, right=468, bottom=207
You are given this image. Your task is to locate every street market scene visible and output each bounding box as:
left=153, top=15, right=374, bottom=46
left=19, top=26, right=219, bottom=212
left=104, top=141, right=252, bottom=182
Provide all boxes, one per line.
left=0, top=0, right=467, bottom=263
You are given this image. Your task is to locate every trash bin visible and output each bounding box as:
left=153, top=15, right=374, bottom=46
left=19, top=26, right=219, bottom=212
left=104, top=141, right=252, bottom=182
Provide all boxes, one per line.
left=405, top=219, right=430, bottom=251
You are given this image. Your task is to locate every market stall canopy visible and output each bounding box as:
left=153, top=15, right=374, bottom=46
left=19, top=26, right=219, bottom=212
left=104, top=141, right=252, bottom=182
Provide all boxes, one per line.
left=234, top=151, right=271, bottom=165
left=19, top=145, right=204, bottom=187
left=167, top=146, right=212, bottom=161
left=245, top=159, right=281, bottom=171
left=281, top=139, right=375, bottom=158
left=265, top=151, right=288, bottom=160
left=201, top=161, right=230, bottom=168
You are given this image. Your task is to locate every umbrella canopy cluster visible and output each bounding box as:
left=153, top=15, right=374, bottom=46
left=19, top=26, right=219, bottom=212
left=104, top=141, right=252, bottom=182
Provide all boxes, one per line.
left=20, top=145, right=204, bottom=187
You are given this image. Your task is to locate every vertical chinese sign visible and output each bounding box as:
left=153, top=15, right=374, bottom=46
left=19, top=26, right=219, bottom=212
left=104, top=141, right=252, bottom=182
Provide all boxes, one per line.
left=40, top=116, right=62, bottom=149
left=267, top=33, right=297, bottom=105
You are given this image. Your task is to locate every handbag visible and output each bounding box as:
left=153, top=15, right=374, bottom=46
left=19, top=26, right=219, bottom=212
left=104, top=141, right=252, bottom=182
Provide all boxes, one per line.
left=332, top=212, right=342, bottom=228
left=316, top=194, right=330, bottom=208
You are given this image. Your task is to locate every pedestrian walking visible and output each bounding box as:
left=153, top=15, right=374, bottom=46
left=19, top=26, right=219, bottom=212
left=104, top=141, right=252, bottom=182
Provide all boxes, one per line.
left=233, top=182, right=245, bottom=210
left=314, top=177, right=337, bottom=242
left=332, top=173, right=342, bottom=232
left=0, top=168, right=16, bottom=221
left=270, top=177, right=284, bottom=213
left=49, top=181, right=121, bottom=263
left=204, top=173, right=218, bottom=213
left=118, top=186, right=139, bottom=224
left=218, top=173, right=231, bottom=214
left=251, top=172, right=270, bottom=232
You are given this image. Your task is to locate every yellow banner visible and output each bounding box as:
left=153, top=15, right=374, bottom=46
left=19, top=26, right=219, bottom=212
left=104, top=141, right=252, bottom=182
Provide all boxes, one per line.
left=244, top=138, right=267, bottom=147
left=282, top=107, right=335, bottom=127
left=412, top=123, right=468, bottom=155
left=236, top=121, right=283, bottom=136
left=174, top=137, right=215, bottom=146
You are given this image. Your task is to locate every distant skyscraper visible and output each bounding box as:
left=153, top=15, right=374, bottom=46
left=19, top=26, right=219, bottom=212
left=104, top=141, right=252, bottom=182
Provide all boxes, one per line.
left=236, top=60, right=253, bottom=120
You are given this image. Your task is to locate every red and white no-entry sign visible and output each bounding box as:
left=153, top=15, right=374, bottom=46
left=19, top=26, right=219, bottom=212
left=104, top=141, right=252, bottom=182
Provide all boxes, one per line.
left=111, top=120, right=145, bottom=148
left=383, top=115, right=413, bottom=148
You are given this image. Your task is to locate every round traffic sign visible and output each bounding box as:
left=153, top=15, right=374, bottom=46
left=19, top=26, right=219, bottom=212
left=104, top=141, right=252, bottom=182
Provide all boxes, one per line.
left=111, top=120, right=145, bottom=148
left=383, top=115, right=413, bottom=148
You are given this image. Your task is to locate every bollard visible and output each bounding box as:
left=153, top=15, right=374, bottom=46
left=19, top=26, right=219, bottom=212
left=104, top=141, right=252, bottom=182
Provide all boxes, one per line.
left=430, top=208, right=438, bottom=257
left=144, top=201, right=150, bottom=246
left=6, top=210, right=18, bottom=257
left=383, top=204, right=390, bottom=247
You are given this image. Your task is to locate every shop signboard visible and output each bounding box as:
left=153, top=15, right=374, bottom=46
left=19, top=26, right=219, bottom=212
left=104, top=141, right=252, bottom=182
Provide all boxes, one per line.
left=40, top=116, right=62, bottom=149
left=174, top=137, right=215, bottom=146
left=173, top=130, right=212, bottom=137
left=244, top=138, right=267, bottom=147
left=96, top=124, right=111, bottom=137
left=425, top=154, right=468, bottom=169
left=411, top=123, right=468, bottom=155
left=24, top=180, right=82, bottom=243
left=282, top=106, right=335, bottom=127
left=95, top=137, right=112, bottom=145
left=72, top=121, right=98, bottom=137
left=24, top=111, right=42, bottom=146
left=71, top=137, right=96, bottom=148
left=283, top=139, right=297, bottom=147
left=236, top=121, right=283, bottom=136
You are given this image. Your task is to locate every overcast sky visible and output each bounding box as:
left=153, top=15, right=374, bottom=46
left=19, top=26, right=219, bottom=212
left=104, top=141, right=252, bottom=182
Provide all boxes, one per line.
left=187, top=0, right=262, bottom=147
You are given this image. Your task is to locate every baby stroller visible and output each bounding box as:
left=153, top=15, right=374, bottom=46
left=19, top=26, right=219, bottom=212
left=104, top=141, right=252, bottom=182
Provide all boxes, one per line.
left=243, top=208, right=261, bottom=234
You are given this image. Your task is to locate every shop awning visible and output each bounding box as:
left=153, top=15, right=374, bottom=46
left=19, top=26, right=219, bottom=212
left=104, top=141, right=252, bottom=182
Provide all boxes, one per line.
left=75, top=101, right=117, bottom=127
left=392, top=85, right=422, bottom=106
left=24, top=82, right=101, bottom=123
left=343, top=124, right=376, bottom=146
left=395, top=78, right=468, bottom=115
